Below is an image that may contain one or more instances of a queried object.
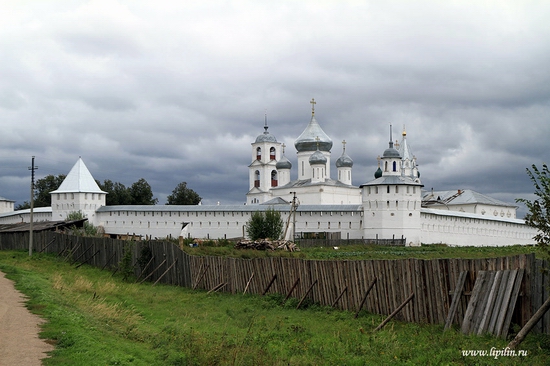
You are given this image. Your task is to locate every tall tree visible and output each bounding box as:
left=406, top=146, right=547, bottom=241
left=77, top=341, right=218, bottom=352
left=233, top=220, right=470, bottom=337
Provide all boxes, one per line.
left=99, top=179, right=133, bottom=205
left=129, top=178, right=158, bottom=205
left=517, top=164, right=550, bottom=256
left=28, top=174, right=66, bottom=208
left=166, top=182, right=201, bottom=205
left=17, top=174, right=66, bottom=209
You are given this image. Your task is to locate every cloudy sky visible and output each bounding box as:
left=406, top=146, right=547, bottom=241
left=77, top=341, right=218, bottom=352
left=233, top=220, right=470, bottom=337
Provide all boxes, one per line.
left=1, top=0, right=549, bottom=216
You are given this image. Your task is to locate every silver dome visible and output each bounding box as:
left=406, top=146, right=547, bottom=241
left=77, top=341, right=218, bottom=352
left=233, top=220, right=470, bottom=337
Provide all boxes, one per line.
left=309, top=150, right=327, bottom=165
left=276, top=155, right=292, bottom=170
left=336, top=153, right=353, bottom=168
left=294, top=115, right=333, bottom=152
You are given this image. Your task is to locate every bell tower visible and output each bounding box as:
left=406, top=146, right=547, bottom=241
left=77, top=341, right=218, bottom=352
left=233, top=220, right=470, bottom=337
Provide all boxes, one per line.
left=246, top=114, right=281, bottom=204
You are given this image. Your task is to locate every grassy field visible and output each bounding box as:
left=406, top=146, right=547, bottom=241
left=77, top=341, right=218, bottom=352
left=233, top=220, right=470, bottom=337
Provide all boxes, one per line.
left=179, top=240, right=544, bottom=261
left=0, top=250, right=549, bottom=365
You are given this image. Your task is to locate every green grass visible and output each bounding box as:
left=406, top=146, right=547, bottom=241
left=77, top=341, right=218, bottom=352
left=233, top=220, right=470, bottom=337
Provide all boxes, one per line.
left=1, top=250, right=549, bottom=365
left=178, top=240, right=543, bottom=261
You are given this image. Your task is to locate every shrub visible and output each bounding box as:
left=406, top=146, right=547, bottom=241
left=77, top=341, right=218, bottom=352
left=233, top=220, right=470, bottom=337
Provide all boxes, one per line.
left=245, top=208, right=284, bottom=240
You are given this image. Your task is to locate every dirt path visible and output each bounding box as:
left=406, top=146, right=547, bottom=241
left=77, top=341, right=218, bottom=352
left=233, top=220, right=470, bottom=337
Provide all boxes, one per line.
left=0, top=271, right=54, bottom=366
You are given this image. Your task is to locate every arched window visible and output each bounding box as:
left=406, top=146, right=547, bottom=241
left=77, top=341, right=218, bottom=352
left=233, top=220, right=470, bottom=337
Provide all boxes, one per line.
left=270, top=147, right=276, bottom=160
left=256, top=147, right=261, bottom=160
left=393, top=161, right=397, bottom=172
left=254, top=170, right=260, bottom=187
left=384, top=161, right=388, bottom=172
left=271, top=170, right=278, bottom=187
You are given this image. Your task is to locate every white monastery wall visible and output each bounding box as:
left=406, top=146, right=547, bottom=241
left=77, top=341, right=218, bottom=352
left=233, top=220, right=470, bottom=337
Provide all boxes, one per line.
left=0, top=208, right=52, bottom=224
left=95, top=206, right=365, bottom=240
left=420, top=209, right=536, bottom=246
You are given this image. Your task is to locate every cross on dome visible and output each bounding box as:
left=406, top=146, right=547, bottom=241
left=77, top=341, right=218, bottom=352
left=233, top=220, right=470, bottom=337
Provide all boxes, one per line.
left=310, top=98, right=316, bottom=115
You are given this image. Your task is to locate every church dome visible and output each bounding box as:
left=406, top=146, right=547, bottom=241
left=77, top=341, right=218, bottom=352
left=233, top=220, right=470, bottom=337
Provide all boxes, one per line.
left=309, top=150, right=327, bottom=165
left=255, top=133, right=277, bottom=143
left=276, top=155, right=292, bottom=170
left=383, top=147, right=400, bottom=158
left=294, top=115, right=333, bottom=152
left=374, top=167, right=383, bottom=179
left=255, top=117, right=277, bottom=143
left=255, top=129, right=277, bottom=143
left=336, top=153, right=353, bottom=168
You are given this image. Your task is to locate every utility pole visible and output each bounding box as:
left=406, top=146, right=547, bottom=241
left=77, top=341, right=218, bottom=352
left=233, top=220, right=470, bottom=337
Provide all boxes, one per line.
left=291, top=192, right=297, bottom=241
left=28, top=156, right=37, bottom=257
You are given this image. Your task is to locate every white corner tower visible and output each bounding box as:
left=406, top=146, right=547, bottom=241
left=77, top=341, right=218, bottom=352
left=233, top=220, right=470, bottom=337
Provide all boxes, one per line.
left=246, top=114, right=282, bottom=204
left=50, top=157, right=106, bottom=224
left=360, top=125, right=423, bottom=246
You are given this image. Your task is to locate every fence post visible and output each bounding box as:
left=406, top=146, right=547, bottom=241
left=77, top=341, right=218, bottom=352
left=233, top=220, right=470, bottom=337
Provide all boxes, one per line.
left=355, top=277, right=377, bottom=318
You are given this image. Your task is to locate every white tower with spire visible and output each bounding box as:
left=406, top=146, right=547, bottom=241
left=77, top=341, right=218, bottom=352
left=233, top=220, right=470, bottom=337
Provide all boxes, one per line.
left=246, top=114, right=282, bottom=204
left=397, top=125, right=419, bottom=179
left=360, top=125, right=423, bottom=246
left=50, top=158, right=106, bottom=224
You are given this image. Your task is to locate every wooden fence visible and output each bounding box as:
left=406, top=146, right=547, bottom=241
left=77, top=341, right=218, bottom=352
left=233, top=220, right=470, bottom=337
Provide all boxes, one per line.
left=1, top=231, right=548, bottom=334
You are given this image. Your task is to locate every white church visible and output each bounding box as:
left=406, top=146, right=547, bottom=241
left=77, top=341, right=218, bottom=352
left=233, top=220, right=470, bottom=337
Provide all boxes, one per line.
left=0, top=100, right=537, bottom=246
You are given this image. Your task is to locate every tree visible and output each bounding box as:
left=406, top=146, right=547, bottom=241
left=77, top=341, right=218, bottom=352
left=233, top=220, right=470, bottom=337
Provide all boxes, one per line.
left=245, top=208, right=284, bottom=240
left=166, top=182, right=201, bottom=205
left=129, top=178, right=158, bottom=205
left=34, top=174, right=66, bottom=207
left=246, top=211, right=265, bottom=241
left=264, top=208, right=284, bottom=240
left=99, top=179, right=133, bottom=205
left=16, top=174, right=67, bottom=209
left=516, top=164, right=550, bottom=256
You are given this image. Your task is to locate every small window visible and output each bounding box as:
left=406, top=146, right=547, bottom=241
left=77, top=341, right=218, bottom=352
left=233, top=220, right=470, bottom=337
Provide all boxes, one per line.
left=254, top=170, right=260, bottom=187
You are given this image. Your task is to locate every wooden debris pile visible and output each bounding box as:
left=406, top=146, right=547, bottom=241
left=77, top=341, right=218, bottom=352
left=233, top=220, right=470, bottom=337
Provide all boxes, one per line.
left=235, top=239, right=300, bottom=252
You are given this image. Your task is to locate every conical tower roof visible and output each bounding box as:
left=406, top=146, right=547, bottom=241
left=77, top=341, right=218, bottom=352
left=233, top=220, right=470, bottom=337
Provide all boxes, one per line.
left=51, top=158, right=105, bottom=193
